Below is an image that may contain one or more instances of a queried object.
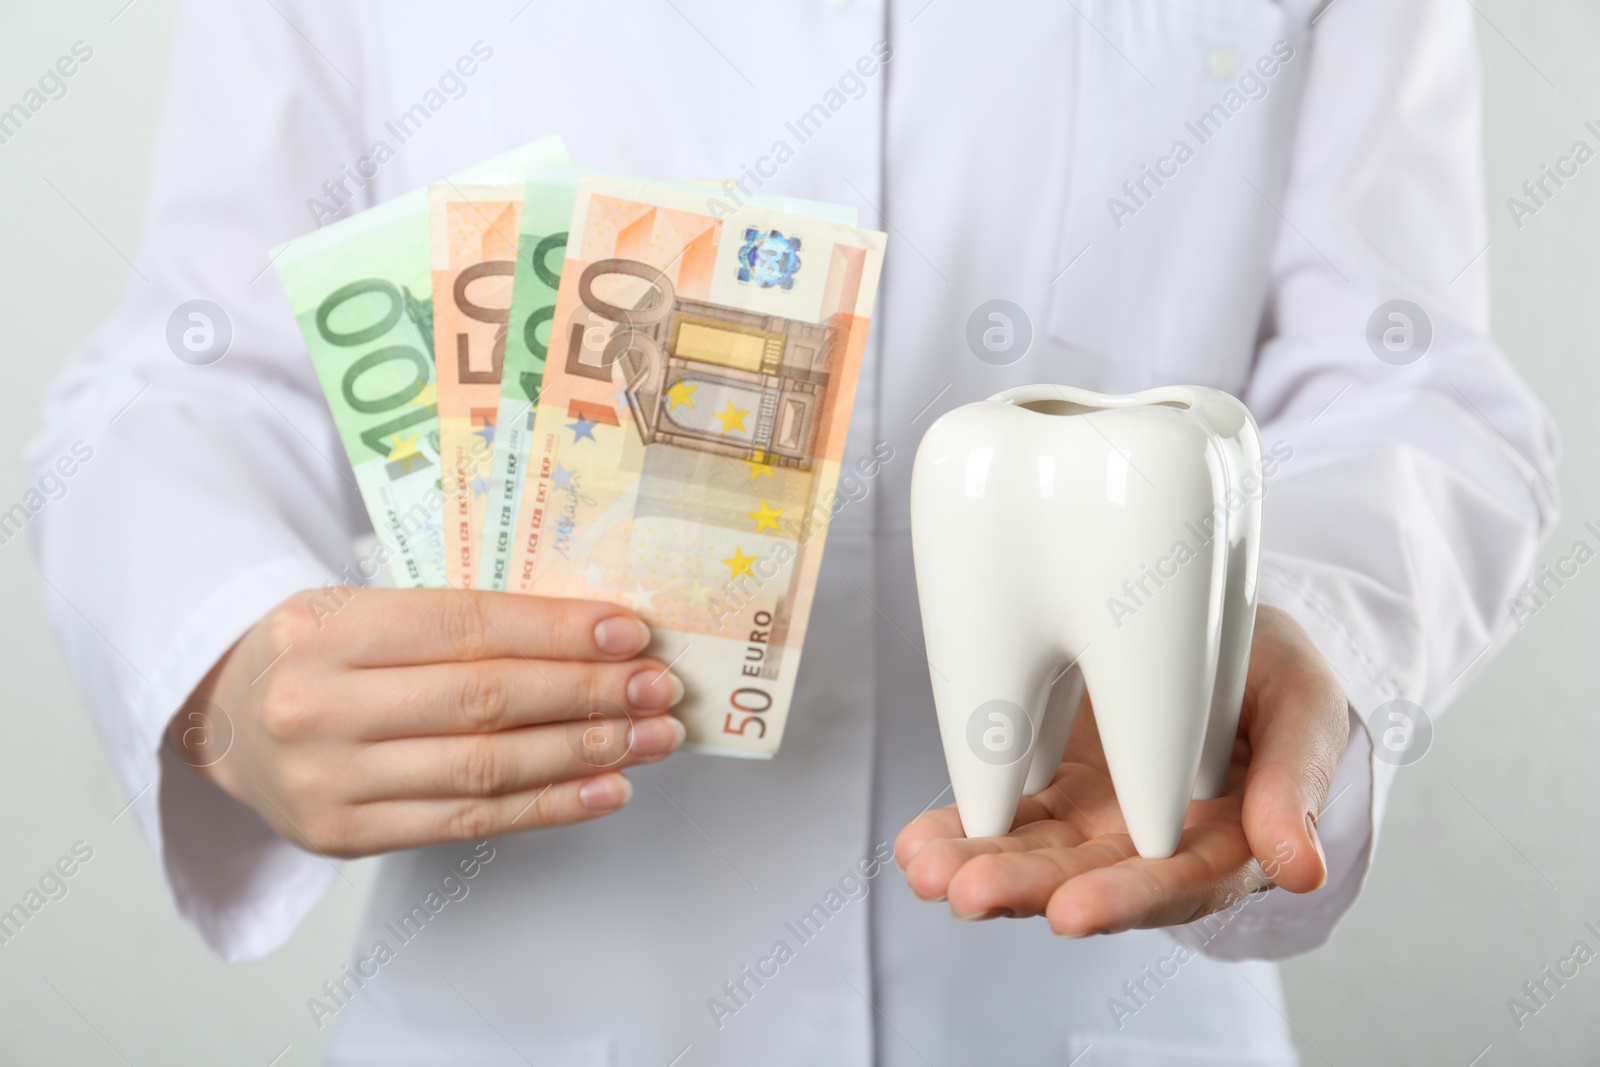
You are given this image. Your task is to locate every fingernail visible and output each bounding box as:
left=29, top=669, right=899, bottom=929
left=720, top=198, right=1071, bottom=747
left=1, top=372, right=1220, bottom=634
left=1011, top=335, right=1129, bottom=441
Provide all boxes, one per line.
left=627, top=669, right=684, bottom=710
left=954, top=907, right=1008, bottom=921
left=579, top=774, right=632, bottom=812
left=629, top=714, right=686, bottom=757
left=595, top=616, right=650, bottom=656
left=1306, top=811, right=1329, bottom=890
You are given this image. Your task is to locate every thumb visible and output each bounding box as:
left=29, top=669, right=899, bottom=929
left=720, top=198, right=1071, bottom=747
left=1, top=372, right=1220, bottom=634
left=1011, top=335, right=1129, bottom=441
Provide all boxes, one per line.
left=1238, top=610, right=1351, bottom=894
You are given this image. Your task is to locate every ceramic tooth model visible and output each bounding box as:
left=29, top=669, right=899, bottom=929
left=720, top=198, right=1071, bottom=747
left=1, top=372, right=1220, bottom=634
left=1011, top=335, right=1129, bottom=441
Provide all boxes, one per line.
left=909, top=384, right=1263, bottom=859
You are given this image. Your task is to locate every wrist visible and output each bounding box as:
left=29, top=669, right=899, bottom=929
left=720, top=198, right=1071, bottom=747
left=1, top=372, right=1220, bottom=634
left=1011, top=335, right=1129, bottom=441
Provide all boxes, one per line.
left=166, top=634, right=244, bottom=785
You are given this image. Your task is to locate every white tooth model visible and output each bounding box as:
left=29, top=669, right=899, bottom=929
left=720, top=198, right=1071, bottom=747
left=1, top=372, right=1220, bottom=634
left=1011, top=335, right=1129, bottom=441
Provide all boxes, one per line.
left=909, top=384, right=1263, bottom=859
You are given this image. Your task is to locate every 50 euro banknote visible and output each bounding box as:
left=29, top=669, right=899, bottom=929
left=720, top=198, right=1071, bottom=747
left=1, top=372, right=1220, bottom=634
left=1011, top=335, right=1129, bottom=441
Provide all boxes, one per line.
left=510, top=175, right=887, bottom=756
left=483, top=167, right=862, bottom=592
left=272, top=136, right=565, bottom=587
left=429, top=181, right=525, bottom=591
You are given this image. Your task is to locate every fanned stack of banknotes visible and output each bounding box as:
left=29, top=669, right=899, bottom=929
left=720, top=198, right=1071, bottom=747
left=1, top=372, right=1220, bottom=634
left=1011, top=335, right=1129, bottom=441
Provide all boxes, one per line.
left=273, top=136, right=888, bottom=757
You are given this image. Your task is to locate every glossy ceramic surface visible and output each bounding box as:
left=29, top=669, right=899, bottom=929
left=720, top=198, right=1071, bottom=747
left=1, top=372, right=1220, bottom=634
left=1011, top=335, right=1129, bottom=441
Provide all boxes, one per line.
left=909, top=384, right=1263, bottom=858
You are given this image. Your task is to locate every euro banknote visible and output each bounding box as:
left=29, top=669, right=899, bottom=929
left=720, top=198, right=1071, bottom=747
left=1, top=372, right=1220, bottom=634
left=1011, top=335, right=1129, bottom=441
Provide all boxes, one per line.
left=477, top=166, right=579, bottom=591
left=429, top=181, right=524, bottom=591
left=511, top=175, right=887, bottom=755
left=481, top=168, right=784, bottom=591
left=272, top=136, right=564, bottom=586
left=485, top=167, right=861, bottom=592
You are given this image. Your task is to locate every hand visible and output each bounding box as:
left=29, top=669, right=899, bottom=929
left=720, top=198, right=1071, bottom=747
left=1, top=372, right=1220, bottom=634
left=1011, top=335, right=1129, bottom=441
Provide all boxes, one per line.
left=168, top=587, right=686, bottom=859
left=895, top=604, right=1350, bottom=936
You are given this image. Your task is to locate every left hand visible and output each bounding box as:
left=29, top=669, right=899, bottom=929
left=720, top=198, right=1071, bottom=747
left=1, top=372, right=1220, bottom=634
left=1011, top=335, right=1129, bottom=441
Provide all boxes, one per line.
left=895, top=604, right=1351, bottom=936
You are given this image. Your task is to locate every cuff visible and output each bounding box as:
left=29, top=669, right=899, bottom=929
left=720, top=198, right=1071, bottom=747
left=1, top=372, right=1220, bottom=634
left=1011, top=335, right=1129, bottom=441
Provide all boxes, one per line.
left=1179, top=703, right=1374, bottom=960
left=1175, top=560, right=1400, bottom=960
left=159, top=744, right=342, bottom=963
left=129, top=553, right=343, bottom=962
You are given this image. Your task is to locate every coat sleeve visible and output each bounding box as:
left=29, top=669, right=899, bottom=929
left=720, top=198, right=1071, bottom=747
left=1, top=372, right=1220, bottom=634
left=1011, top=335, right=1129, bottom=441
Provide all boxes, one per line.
left=1190, top=0, right=1560, bottom=959
left=23, top=1, right=378, bottom=962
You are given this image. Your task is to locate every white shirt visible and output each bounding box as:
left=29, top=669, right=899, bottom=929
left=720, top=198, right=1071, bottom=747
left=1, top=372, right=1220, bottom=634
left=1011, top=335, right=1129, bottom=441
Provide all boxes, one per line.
left=27, top=1, right=1559, bottom=1064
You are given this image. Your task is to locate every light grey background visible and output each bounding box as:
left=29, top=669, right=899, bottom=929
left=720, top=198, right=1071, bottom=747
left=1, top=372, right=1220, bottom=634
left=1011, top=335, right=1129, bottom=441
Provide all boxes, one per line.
left=0, top=2, right=1594, bottom=1064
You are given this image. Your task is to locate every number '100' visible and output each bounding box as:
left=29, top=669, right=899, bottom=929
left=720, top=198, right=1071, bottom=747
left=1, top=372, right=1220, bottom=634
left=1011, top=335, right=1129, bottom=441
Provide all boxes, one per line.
left=316, top=279, right=436, bottom=458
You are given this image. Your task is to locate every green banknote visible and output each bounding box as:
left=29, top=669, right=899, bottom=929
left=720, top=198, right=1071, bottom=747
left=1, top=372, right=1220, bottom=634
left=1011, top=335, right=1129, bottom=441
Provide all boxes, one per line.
left=273, top=137, right=566, bottom=586
left=478, top=163, right=578, bottom=591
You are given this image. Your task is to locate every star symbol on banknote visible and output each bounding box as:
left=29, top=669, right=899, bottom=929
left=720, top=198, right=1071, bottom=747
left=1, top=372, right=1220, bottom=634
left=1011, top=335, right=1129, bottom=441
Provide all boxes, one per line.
left=610, top=387, right=632, bottom=411
left=552, top=464, right=576, bottom=491
left=469, top=475, right=490, bottom=498
left=713, top=401, right=750, bottom=435
left=386, top=432, right=428, bottom=472
left=747, top=500, right=784, bottom=532
left=745, top=459, right=775, bottom=480
left=581, top=563, right=608, bottom=586
left=684, top=579, right=713, bottom=604
left=409, top=382, right=437, bottom=408
left=568, top=416, right=598, bottom=442
left=624, top=583, right=656, bottom=612
left=666, top=378, right=698, bottom=409
left=474, top=421, right=495, bottom=446
left=722, top=547, right=758, bottom=580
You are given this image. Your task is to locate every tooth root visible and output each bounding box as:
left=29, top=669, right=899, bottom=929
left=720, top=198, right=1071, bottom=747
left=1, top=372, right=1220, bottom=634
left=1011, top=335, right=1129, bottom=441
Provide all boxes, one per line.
left=1190, top=395, right=1263, bottom=800
left=1079, top=540, right=1223, bottom=859
left=927, top=623, right=1056, bottom=840
left=1023, top=665, right=1083, bottom=796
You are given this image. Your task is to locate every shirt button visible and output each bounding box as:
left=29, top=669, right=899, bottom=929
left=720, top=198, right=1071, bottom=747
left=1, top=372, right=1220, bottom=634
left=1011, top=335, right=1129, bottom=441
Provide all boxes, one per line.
left=1208, top=47, right=1238, bottom=79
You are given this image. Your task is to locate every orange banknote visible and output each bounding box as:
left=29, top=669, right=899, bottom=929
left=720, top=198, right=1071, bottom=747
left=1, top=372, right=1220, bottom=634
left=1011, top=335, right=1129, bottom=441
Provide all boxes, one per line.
left=509, top=175, right=886, bottom=756
left=429, top=183, right=524, bottom=590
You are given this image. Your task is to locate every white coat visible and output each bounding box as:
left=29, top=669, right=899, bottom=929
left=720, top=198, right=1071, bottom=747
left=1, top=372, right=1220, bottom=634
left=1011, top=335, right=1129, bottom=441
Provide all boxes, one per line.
left=26, top=1, right=1559, bottom=1064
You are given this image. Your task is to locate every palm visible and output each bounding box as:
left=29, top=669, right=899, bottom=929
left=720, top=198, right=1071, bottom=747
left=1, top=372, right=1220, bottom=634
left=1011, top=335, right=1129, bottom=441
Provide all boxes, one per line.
left=895, top=605, right=1347, bottom=936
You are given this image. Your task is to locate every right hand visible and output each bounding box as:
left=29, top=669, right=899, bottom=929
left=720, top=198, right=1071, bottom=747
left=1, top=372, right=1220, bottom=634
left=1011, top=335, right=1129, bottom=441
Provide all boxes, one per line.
left=168, top=587, right=686, bottom=858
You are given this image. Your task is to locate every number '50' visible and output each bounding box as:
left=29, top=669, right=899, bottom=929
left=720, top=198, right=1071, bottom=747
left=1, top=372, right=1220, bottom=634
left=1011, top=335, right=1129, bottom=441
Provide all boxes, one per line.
left=722, top=687, right=771, bottom=738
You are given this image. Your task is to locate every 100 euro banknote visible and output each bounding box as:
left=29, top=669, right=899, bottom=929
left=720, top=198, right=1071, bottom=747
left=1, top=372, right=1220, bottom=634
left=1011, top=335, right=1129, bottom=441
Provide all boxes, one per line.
left=512, top=175, right=886, bottom=756
left=272, top=137, right=564, bottom=586
left=477, top=165, right=579, bottom=591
